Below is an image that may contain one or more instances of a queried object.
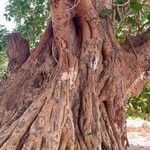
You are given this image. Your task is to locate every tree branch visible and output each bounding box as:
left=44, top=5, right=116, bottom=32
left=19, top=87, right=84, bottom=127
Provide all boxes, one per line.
left=123, top=27, right=150, bottom=49
left=120, top=29, right=150, bottom=99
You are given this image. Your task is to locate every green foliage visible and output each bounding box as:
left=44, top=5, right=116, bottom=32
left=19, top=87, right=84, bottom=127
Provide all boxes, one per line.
left=0, top=25, right=8, bottom=51
left=130, top=0, right=142, bottom=12
left=0, top=51, right=8, bottom=78
left=127, top=85, right=150, bottom=121
left=3, top=0, right=150, bottom=48
left=147, top=12, right=150, bottom=22
left=0, top=0, right=50, bottom=78
left=115, top=0, right=127, bottom=4
left=98, top=0, right=150, bottom=42
left=5, top=0, right=49, bottom=48
left=115, top=0, right=150, bottom=42
left=0, top=25, right=8, bottom=79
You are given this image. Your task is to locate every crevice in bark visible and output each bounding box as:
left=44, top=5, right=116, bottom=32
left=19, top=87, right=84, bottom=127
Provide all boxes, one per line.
left=33, top=72, right=48, bottom=88
left=15, top=98, right=47, bottom=150
left=16, top=96, right=46, bottom=150
left=76, top=91, right=83, bottom=136
left=16, top=130, right=29, bottom=150
left=5, top=100, right=32, bottom=127
left=0, top=125, right=17, bottom=147
left=72, top=16, right=81, bottom=37
left=0, top=96, right=47, bottom=149
left=40, top=136, right=46, bottom=150
left=102, top=102, right=120, bottom=150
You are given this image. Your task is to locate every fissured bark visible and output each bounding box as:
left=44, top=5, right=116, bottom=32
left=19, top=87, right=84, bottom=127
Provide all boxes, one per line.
left=0, top=0, right=150, bottom=150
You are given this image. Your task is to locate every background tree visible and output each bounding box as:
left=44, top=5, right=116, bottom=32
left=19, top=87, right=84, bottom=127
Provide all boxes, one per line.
left=127, top=84, right=150, bottom=121
left=0, top=25, right=8, bottom=78
left=0, top=0, right=150, bottom=149
left=5, top=0, right=49, bottom=47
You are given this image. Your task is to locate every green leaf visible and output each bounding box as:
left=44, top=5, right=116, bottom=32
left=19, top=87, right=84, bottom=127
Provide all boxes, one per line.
left=38, top=0, right=45, bottom=4
left=147, top=12, right=150, bottom=22
left=99, top=8, right=114, bottom=18
left=130, top=1, right=142, bottom=12
left=115, top=0, right=126, bottom=4
left=128, top=17, right=137, bottom=26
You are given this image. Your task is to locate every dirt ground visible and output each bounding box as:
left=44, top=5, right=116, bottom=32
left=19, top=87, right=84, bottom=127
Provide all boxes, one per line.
left=128, top=145, right=150, bottom=150
left=127, top=119, right=150, bottom=150
left=127, top=132, right=150, bottom=150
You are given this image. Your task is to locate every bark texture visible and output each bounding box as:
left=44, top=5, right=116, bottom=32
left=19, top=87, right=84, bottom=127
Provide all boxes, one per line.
left=0, top=0, right=150, bottom=150
left=6, top=33, right=30, bottom=73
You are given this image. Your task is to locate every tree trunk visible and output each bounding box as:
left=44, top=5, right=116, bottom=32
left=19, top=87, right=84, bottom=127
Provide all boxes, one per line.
left=0, top=0, right=150, bottom=150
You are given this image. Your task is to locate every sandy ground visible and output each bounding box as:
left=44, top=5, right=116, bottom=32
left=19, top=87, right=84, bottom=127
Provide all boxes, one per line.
left=128, top=145, right=150, bottom=150
left=127, top=118, right=150, bottom=150
left=127, top=132, right=150, bottom=150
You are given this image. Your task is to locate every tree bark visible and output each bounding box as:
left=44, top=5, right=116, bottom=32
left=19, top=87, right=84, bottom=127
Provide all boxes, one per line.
left=6, top=33, right=30, bottom=73
left=0, top=0, right=150, bottom=150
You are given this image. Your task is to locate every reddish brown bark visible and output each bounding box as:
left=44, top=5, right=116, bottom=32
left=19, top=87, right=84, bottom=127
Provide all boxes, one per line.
left=0, top=0, right=150, bottom=150
left=6, top=33, right=30, bottom=73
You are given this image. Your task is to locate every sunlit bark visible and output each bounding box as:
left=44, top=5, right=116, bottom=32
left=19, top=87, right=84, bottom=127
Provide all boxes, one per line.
left=0, top=0, right=149, bottom=150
